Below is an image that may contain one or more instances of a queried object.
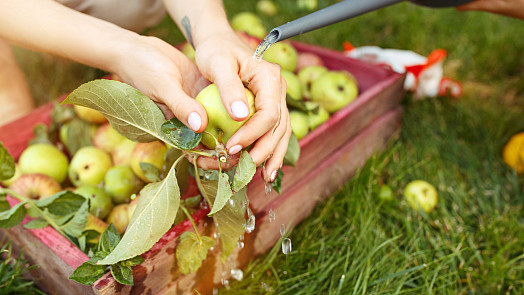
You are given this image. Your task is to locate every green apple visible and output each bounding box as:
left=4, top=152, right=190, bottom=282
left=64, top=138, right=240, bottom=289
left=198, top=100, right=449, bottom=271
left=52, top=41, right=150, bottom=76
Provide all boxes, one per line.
left=1, top=163, right=22, bottom=187
left=73, top=105, right=107, bottom=124
left=130, top=141, right=167, bottom=183
left=75, top=185, right=113, bottom=219
left=310, top=70, right=359, bottom=113
left=111, top=138, right=137, bottom=166
left=230, top=12, right=267, bottom=39
left=104, top=165, right=142, bottom=204
left=296, top=52, right=325, bottom=72
left=289, top=110, right=309, bottom=140
left=196, top=84, right=256, bottom=149
left=305, top=101, right=330, bottom=130
left=297, top=65, right=328, bottom=100
left=69, top=147, right=112, bottom=187
left=84, top=213, right=109, bottom=243
left=263, top=42, right=298, bottom=72
left=256, top=0, right=278, bottom=16
left=404, top=180, right=438, bottom=213
left=9, top=173, right=62, bottom=199
left=18, top=143, right=69, bottom=183
left=105, top=204, right=130, bottom=234
left=281, top=70, right=302, bottom=100
left=93, top=123, right=126, bottom=154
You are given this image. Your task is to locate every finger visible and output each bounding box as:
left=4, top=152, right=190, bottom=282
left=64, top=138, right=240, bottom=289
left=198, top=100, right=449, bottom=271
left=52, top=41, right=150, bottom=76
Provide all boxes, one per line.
left=263, top=121, right=292, bottom=183
left=195, top=153, right=240, bottom=171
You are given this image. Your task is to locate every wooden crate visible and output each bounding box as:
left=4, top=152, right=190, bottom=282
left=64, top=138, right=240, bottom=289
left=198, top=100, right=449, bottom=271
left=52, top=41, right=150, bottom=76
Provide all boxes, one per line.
left=0, top=42, right=405, bottom=294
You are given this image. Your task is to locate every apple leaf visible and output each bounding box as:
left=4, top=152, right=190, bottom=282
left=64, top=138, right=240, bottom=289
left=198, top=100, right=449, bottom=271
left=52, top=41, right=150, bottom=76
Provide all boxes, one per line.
left=271, top=169, right=284, bottom=194
left=283, top=133, right=300, bottom=166
left=110, top=264, right=134, bottom=285
left=24, top=218, right=49, bottom=229
left=231, top=151, right=256, bottom=192
left=176, top=231, right=215, bottom=275
left=0, top=197, right=10, bottom=212
left=0, top=142, right=15, bottom=181
left=0, top=202, right=27, bottom=228
left=208, top=173, right=233, bottom=216
left=63, top=118, right=94, bottom=155
left=62, top=79, right=168, bottom=143
left=28, top=124, right=53, bottom=146
left=139, top=162, right=162, bottom=182
left=161, top=117, right=201, bottom=150
left=69, top=257, right=107, bottom=285
left=97, top=162, right=180, bottom=265
left=200, top=179, right=246, bottom=261
left=51, top=101, right=76, bottom=125
left=98, top=223, right=121, bottom=254
left=286, top=94, right=312, bottom=113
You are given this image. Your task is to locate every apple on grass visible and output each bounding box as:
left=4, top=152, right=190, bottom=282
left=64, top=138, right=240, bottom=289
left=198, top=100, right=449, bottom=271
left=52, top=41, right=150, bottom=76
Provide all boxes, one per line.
left=310, top=70, right=359, bottom=113
left=105, top=204, right=130, bottom=233
left=112, top=138, right=137, bottom=166
left=298, top=65, right=328, bottom=100
left=18, top=143, right=69, bottom=183
left=9, top=173, right=62, bottom=199
left=75, top=185, right=113, bottom=219
left=230, top=12, right=267, bottom=39
left=404, top=180, right=438, bottom=213
left=129, top=141, right=168, bottom=183
left=104, top=165, right=142, bottom=204
left=289, top=110, right=310, bottom=140
left=281, top=70, right=303, bottom=101
left=196, top=84, right=256, bottom=149
left=73, top=105, right=107, bottom=124
left=263, top=42, right=298, bottom=73
left=93, top=123, right=126, bottom=154
left=68, top=146, right=112, bottom=187
left=256, top=0, right=278, bottom=16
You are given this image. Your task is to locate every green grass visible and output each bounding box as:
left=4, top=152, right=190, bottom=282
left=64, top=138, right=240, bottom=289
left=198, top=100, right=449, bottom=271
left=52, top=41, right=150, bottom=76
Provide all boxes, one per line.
left=9, top=1, right=524, bottom=294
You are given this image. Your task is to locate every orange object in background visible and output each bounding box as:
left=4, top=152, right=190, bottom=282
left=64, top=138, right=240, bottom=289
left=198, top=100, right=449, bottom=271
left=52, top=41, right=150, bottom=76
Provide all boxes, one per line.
left=503, top=132, right=524, bottom=173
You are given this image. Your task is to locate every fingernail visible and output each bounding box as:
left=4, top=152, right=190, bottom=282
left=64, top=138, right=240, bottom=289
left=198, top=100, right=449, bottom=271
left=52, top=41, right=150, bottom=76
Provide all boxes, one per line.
left=270, top=170, right=278, bottom=182
left=231, top=101, right=249, bottom=119
left=188, top=112, right=201, bottom=131
left=228, top=144, right=242, bottom=155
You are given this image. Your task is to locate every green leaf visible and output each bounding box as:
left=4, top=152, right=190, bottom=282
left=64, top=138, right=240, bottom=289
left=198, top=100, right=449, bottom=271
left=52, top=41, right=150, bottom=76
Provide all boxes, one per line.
left=123, top=255, right=144, bottom=267
left=34, top=191, right=87, bottom=216
left=51, top=101, right=76, bottom=125
left=183, top=195, right=202, bottom=208
left=24, top=218, right=49, bottom=229
left=286, top=94, right=311, bottom=113
left=97, top=163, right=180, bottom=265
left=271, top=169, right=284, bottom=194
left=28, top=124, right=52, bottom=146
left=69, top=258, right=107, bottom=285
left=0, top=142, right=15, bottom=181
left=0, top=202, right=27, bottom=228
left=200, top=180, right=246, bottom=261
left=176, top=232, right=215, bottom=275
left=0, top=197, right=10, bottom=212
left=62, top=118, right=94, bottom=155
left=62, top=79, right=168, bottom=143
left=98, top=224, right=121, bottom=254
left=110, top=264, right=134, bottom=285
left=161, top=117, right=202, bottom=150
left=165, top=150, right=189, bottom=194
left=139, top=162, right=162, bottom=183
left=283, top=132, right=300, bottom=166
left=231, top=151, right=256, bottom=192
left=208, top=173, right=233, bottom=216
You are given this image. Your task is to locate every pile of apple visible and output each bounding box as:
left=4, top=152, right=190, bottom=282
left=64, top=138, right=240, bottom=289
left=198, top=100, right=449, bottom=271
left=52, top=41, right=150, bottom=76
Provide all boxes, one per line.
left=1, top=105, right=175, bottom=239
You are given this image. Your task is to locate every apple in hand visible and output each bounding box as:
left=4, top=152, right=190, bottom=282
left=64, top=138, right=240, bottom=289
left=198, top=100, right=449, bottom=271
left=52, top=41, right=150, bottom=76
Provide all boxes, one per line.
left=93, top=123, right=126, bottom=154
left=310, top=70, right=359, bottom=113
left=18, top=143, right=69, bottom=183
left=180, top=42, right=196, bottom=63
left=263, top=42, right=298, bottom=72
left=230, top=12, right=267, bottom=39
left=298, top=65, right=328, bottom=100
left=69, top=147, right=112, bottom=187
left=289, top=110, right=310, bottom=140
left=196, top=84, right=256, bottom=149
left=104, top=165, right=142, bottom=204
left=281, top=70, right=302, bottom=100
left=73, top=105, right=107, bottom=124
left=105, top=204, right=130, bottom=233
left=112, top=138, right=137, bottom=166
left=404, top=180, right=438, bottom=213
left=75, top=185, right=113, bottom=219
left=305, top=101, right=330, bottom=131
left=84, top=214, right=109, bottom=243
left=130, top=141, right=167, bottom=183
left=9, top=173, right=62, bottom=199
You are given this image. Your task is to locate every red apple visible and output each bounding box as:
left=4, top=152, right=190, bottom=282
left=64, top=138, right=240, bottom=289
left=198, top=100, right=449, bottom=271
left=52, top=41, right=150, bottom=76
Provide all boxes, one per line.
left=296, top=52, right=325, bottom=73
left=130, top=141, right=167, bottom=182
left=93, top=123, right=126, bottom=154
left=105, top=204, right=130, bottom=233
left=9, top=173, right=62, bottom=199
left=112, top=138, right=137, bottom=166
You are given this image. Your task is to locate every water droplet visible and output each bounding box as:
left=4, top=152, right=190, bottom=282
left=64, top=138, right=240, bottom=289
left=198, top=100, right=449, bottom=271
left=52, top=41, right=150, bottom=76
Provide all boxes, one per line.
left=229, top=198, right=235, bottom=207
left=280, top=224, right=285, bottom=236
left=265, top=182, right=272, bottom=195
left=237, top=241, right=245, bottom=249
left=282, top=238, right=292, bottom=255
left=283, top=270, right=288, bottom=275
left=268, top=209, right=276, bottom=223
left=230, top=268, right=244, bottom=281
left=244, top=208, right=255, bottom=233
left=200, top=200, right=209, bottom=210
left=213, top=232, right=220, bottom=239
left=204, top=170, right=213, bottom=180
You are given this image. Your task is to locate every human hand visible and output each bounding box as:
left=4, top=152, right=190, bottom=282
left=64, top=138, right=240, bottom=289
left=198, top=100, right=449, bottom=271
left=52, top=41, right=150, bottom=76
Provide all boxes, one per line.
left=193, top=31, right=291, bottom=183
left=456, top=0, right=524, bottom=19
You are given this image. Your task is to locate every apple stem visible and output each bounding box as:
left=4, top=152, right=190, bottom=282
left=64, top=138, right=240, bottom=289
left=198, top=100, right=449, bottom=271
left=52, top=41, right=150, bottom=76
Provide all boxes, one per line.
left=1, top=188, right=76, bottom=244
left=179, top=204, right=202, bottom=244
left=203, top=131, right=221, bottom=147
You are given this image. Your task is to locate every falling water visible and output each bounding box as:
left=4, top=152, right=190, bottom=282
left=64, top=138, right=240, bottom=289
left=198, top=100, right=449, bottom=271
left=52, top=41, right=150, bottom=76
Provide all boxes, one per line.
left=280, top=224, right=285, bottom=236
left=264, top=182, right=272, bottom=195
left=253, top=31, right=278, bottom=61
left=244, top=207, right=255, bottom=233
left=268, top=209, right=276, bottom=222
left=282, top=238, right=292, bottom=255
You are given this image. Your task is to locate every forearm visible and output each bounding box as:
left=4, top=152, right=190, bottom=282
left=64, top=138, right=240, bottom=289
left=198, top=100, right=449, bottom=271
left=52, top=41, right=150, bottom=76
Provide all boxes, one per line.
left=163, top=0, right=234, bottom=47
left=0, top=0, right=137, bottom=73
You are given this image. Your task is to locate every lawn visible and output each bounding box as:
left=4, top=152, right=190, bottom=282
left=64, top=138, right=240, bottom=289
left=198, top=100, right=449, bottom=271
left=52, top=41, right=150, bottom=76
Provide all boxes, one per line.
left=7, top=0, right=524, bottom=294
